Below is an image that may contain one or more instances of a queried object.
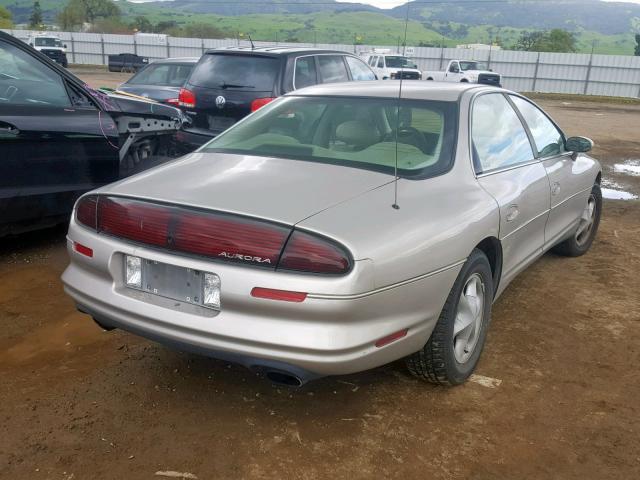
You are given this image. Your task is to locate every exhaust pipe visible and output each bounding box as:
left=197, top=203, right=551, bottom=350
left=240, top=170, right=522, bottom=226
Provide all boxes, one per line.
left=264, top=370, right=303, bottom=387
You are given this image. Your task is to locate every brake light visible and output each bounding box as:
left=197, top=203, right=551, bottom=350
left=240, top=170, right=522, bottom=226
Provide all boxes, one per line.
left=74, top=196, right=352, bottom=275
left=165, top=98, right=180, bottom=106
left=172, top=210, right=289, bottom=265
left=178, top=88, right=196, bottom=108
left=250, top=97, right=275, bottom=112
left=75, top=195, right=98, bottom=230
left=277, top=231, right=351, bottom=275
left=251, top=287, right=307, bottom=302
left=98, top=197, right=171, bottom=247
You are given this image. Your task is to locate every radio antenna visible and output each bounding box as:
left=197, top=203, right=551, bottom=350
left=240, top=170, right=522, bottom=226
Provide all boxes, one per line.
left=248, top=34, right=255, bottom=50
left=392, top=1, right=411, bottom=210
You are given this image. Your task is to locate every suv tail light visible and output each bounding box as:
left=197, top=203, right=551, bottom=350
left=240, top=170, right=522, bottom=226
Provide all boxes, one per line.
left=250, top=97, right=275, bottom=112
left=74, top=196, right=352, bottom=275
left=178, top=88, right=196, bottom=108
left=277, top=231, right=351, bottom=275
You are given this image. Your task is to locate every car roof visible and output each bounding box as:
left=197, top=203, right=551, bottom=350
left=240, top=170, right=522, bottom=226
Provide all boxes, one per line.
left=205, top=46, right=356, bottom=57
left=287, top=81, right=499, bottom=102
left=149, top=57, right=200, bottom=64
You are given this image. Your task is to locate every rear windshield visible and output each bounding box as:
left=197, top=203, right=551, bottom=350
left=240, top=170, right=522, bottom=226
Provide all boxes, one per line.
left=201, top=96, right=457, bottom=179
left=126, top=63, right=193, bottom=87
left=34, top=38, right=62, bottom=47
left=188, top=54, right=279, bottom=91
left=385, top=56, right=417, bottom=69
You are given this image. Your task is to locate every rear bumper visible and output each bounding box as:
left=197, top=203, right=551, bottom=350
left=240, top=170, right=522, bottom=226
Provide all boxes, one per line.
left=176, top=128, right=215, bottom=150
left=61, top=223, right=459, bottom=379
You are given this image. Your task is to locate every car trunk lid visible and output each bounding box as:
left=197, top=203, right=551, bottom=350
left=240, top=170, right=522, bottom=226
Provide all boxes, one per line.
left=100, top=152, right=393, bottom=225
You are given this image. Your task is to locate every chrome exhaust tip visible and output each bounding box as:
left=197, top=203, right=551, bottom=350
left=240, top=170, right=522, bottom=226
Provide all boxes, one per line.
left=264, top=369, right=304, bottom=387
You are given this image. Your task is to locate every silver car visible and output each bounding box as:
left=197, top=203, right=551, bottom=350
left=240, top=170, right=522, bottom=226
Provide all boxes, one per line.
left=62, top=82, right=602, bottom=386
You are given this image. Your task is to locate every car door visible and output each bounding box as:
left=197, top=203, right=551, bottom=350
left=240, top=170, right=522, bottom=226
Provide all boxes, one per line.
left=471, top=92, right=550, bottom=283
left=317, top=55, right=350, bottom=84
left=508, top=95, right=592, bottom=249
left=445, top=61, right=462, bottom=82
left=0, top=37, right=118, bottom=232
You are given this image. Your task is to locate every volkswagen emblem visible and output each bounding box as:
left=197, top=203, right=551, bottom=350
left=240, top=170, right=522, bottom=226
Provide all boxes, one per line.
left=215, top=95, right=226, bottom=109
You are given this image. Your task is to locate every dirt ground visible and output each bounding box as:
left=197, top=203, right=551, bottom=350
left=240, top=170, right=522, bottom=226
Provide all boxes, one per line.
left=1, top=70, right=639, bottom=479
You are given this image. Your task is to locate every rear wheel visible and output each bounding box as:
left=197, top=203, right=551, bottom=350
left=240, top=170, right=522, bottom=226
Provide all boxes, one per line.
left=552, top=183, right=602, bottom=257
left=406, top=249, right=493, bottom=385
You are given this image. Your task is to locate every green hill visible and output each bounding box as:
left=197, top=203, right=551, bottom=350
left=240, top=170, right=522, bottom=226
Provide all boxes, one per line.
left=2, top=0, right=639, bottom=55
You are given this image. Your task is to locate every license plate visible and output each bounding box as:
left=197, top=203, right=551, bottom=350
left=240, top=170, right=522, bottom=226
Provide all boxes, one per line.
left=126, top=258, right=217, bottom=309
left=208, top=115, right=236, bottom=131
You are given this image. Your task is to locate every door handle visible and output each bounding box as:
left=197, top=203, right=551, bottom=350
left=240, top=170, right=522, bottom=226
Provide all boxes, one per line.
left=0, top=122, right=19, bottom=136
left=506, top=205, right=519, bottom=222
left=551, top=182, right=561, bottom=196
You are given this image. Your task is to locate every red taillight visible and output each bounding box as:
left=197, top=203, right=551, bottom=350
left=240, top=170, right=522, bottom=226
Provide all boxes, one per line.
left=172, top=210, right=289, bottom=265
left=76, top=195, right=98, bottom=230
left=73, top=242, right=93, bottom=258
left=250, top=97, right=275, bottom=112
left=98, top=197, right=171, bottom=247
left=75, top=195, right=352, bottom=275
left=178, top=88, right=196, bottom=108
left=277, top=231, right=351, bottom=275
left=165, top=98, right=180, bottom=106
left=251, top=287, right=307, bottom=303
left=375, top=329, right=408, bottom=348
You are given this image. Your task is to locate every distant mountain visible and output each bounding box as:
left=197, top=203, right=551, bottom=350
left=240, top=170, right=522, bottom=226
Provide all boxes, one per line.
left=2, top=0, right=639, bottom=55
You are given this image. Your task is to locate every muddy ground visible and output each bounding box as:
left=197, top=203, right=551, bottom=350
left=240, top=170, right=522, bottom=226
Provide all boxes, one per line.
left=1, top=70, right=639, bottom=479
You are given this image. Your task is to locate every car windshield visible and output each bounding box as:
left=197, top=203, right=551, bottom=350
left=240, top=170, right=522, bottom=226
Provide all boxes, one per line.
left=188, top=54, right=279, bottom=91
left=34, top=38, right=62, bottom=47
left=201, top=96, right=457, bottom=178
left=126, top=63, right=194, bottom=87
left=385, top=56, right=417, bottom=69
left=460, top=61, right=488, bottom=71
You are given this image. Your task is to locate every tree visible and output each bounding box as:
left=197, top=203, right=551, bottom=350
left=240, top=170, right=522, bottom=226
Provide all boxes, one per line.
left=0, top=6, right=12, bottom=29
left=58, top=0, right=120, bottom=30
left=130, top=16, right=152, bottom=33
left=635, top=34, right=640, bottom=56
left=514, top=31, right=545, bottom=51
left=29, top=1, right=43, bottom=29
left=513, top=29, right=576, bottom=53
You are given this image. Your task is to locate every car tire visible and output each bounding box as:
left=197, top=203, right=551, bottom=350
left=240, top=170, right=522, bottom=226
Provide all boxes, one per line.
left=406, top=249, right=493, bottom=385
left=552, top=183, right=602, bottom=257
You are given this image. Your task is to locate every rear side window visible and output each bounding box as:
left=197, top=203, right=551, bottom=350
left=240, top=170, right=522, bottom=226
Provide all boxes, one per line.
left=472, top=93, right=534, bottom=174
left=130, top=63, right=193, bottom=87
left=318, top=56, right=349, bottom=84
left=189, top=54, right=279, bottom=91
left=294, top=56, right=317, bottom=89
left=377, top=57, right=384, bottom=68
left=510, top=96, right=566, bottom=158
left=345, top=56, right=376, bottom=81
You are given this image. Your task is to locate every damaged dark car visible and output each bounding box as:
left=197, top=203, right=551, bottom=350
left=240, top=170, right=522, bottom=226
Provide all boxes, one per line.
left=0, top=31, right=187, bottom=236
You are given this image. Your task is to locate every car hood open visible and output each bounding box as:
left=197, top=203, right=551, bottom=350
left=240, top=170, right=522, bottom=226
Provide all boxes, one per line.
left=98, top=152, right=394, bottom=225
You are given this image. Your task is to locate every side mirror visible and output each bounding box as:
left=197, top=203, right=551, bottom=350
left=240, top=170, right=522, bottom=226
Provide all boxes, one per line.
left=29, top=43, right=34, bottom=46
left=565, top=136, right=593, bottom=153
left=64, top=44, right=68, bottom=49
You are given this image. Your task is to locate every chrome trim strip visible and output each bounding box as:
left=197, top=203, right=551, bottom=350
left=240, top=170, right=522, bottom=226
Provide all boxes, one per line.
left=501, top=208, right=550, bottom=240
left=476, top=159, right=541, bottom=178
left=308, top=259, right=466, bottom=300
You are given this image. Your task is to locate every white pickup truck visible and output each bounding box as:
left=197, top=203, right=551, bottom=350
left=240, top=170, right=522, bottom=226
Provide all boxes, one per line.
left=423, top=60, right=501, bottom=87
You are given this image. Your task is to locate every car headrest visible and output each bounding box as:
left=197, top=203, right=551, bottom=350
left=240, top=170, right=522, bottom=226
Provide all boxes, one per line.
left=335, top=120, right=379, bottom=148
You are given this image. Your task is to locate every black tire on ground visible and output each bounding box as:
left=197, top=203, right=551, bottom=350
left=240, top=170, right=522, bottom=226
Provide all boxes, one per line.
left=406, top=249, right=494, bottom=385
left=552, top=183, right=602, bottom=257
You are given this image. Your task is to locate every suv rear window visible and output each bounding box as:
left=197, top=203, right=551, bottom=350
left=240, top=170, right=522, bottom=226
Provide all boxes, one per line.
left=188, top=54, right=279, bottom=91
